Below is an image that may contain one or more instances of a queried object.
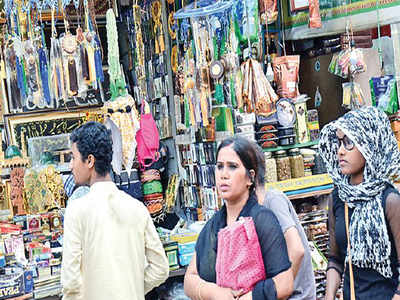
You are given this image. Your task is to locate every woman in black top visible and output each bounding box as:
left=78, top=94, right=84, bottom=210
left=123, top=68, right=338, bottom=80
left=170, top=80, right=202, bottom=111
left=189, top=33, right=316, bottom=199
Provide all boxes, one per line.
left=319, top=107, right=400, bottom=300
left=184, top=136, right=294, bottom=300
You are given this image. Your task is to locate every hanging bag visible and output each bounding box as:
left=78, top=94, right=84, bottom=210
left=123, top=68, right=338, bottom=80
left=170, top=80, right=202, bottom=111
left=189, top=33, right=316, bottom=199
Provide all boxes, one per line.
left=136, top=100, right=160, bottom=170
left=215, top=217, right=266, bottom=293
left=114, top=171, right=144, bottom=202
left=345, top=203, right=356, bottom=300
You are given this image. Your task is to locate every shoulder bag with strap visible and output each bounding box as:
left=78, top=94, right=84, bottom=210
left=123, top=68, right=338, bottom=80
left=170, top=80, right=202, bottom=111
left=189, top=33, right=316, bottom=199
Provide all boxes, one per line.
left=345, top=202, right=356, bottom=300
left=135, top=100, right=160, bottom=170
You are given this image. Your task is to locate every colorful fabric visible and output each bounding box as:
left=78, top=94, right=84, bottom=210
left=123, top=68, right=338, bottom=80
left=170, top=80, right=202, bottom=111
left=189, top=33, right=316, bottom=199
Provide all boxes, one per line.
left=142, top=181, right=163, bottom=195
left=319, top=106, right=400, bottom=278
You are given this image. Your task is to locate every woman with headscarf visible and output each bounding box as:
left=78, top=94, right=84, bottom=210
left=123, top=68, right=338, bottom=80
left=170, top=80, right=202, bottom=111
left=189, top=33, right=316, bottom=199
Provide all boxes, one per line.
left=319, top=106, right=400, bottom=300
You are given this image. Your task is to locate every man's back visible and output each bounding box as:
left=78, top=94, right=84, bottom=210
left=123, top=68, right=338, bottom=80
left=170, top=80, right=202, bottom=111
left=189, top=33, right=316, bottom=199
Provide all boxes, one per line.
left=61, top=181, right=169, bottom=300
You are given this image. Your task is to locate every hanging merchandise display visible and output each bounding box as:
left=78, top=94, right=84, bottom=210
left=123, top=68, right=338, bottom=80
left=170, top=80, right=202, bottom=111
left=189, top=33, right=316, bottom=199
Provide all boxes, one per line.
left=326, top=22, right=369, bottom=110
left=2, top=0, right=105, bottom=112
left=141, top=169, right=165, bottom=222
left=259, top=0, right=278, bottom=24
left=233, top=0, right=259, bottom=46
left=342, top=82, right=365, bottom=110
left=136, top=100, right=160, bottom=170
left=152, top=1, right=165, bottom=54
left=314, top=86, right=322, bottom=107
left=165, top=174, right=180, bottom=213
left=103, top=95, right=140, bottom=173
left=0, top=0, right=351, bottom=295
left=273, top=55, right=300, bottom=99
left=107, top=8, right=127, bottom=100
left=61, top=30, right=80, bottom=98
left=328, top=48, right=367, bottom=79
left=240, top=58, right=278, bottom=116
left=308, top=0, right=322, bottom=29
left=370, top=75, right=399, bottom=114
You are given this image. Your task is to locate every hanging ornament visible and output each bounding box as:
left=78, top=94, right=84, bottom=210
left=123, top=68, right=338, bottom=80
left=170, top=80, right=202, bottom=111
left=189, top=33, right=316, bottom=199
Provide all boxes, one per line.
left=168, top=12, right=177, bottom=40
left=315, top=86, right=322, bottom=107
left=152, top=1, right=165, bottom=54
left=266, top=55, right=274, bottom=83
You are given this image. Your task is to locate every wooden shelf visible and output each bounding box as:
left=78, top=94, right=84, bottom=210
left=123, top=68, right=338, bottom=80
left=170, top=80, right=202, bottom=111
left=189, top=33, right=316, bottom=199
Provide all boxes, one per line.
left=287, top=187, right=333, bottom=200
left=266, top=174, right=333, bottom=192
left=263, top=140, right=319, bottom=152
left=266, top=174, right=334, bottom=200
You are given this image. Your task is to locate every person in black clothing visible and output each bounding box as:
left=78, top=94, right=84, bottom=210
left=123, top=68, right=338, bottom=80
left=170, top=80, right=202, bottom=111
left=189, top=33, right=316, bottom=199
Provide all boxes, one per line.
left=319, top=106, right=400, bottom=300
left=184, top=136, right=294, bottom=300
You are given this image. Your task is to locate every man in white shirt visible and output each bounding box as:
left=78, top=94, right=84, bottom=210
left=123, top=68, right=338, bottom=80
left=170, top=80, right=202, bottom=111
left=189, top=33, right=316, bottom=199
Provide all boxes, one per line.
left=61, top=122, right=169, bottom=300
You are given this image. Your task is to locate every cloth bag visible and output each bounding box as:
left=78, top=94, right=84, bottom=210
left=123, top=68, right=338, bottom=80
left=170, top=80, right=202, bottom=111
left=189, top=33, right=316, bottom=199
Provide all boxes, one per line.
left=216, top=217, right=266, bottom=293
left=136, top=100, right=160, bottom=170
left=115, top=175, right=143, bottom=202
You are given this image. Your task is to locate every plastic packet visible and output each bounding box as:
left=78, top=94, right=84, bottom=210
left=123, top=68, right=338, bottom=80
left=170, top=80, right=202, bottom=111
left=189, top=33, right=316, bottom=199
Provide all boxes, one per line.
left=342, top=82, right=352, bottom=108
left=342, top=82, right=365, bottom=110
left=351, top=82, right=365, bottom=109
left=349, top=48, right=367, bottom=76
left=370, top=76, right=399, bottom=114
left=259, top=0, right=277, bottom=23
left=234, top=0, right=259, bottom=45
left=309, top=0, right=322, bottom=28
left=273, top=55, right=300, bottom=98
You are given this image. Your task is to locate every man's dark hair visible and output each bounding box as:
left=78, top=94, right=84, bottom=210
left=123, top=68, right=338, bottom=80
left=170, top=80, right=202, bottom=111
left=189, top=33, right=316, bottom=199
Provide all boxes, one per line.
left=70, top=122, right=113, bottom=177
left=253, top=143, right=266, bottom=187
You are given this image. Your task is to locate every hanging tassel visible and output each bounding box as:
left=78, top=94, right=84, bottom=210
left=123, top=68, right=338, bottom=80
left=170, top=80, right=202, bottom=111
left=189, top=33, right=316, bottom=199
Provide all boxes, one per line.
left=38, top=48, right=51, bottom=105
left=200, top=89, right=209, bottom=127
left=184, top=96, right=190, bottom=128
left=230, top=75, right=237, bottom=108
left=16, top=57, right=26, bottom=98
left=68, top=58, right=78, bottom=96
left=94, top=35, right=104, bottom=82
left=80, top=44, right=89, bottom=80
left=214, top=83, right=224, bottom=104
left=10, top=75, right=21, bottom=110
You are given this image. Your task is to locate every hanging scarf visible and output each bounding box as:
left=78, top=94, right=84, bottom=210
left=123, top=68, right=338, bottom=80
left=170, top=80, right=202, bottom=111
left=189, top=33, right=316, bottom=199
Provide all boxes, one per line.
left=319, top=106, right=400, bottom=278
left=38, top=47, right=51, bottom=105
left=106, top=8, right=126, bottom=99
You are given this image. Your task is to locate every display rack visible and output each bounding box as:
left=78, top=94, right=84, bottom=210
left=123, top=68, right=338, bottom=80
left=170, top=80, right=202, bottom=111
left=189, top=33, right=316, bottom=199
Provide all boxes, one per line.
left=265, top=174, right=333, bottom=193
left=263, top=140, right=319, bottom=152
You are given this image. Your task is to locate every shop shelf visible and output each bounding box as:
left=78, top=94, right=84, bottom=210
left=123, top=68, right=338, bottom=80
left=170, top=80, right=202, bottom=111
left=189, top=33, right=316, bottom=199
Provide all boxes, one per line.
left=266, top=174, right=334, bottom=200
left=263, top=140, right=319, bottom=152
left=286, top=184, right=334, bottom=200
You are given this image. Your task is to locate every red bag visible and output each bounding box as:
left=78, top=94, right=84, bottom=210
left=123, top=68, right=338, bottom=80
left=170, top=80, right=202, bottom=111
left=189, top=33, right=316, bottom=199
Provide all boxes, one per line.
left=135, top=101, right=160, bottom=170
left=216, top=217, right=266, bottom=293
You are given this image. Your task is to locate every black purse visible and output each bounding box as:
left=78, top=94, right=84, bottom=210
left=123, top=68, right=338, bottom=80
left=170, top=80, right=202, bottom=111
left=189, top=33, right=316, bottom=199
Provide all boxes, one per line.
left=112, top=170, right=144, bottom=201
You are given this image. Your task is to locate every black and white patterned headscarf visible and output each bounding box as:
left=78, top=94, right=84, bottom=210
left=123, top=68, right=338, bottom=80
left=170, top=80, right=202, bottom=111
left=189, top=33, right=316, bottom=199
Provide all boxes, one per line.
left=319, top=106, right=400, bottom=278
